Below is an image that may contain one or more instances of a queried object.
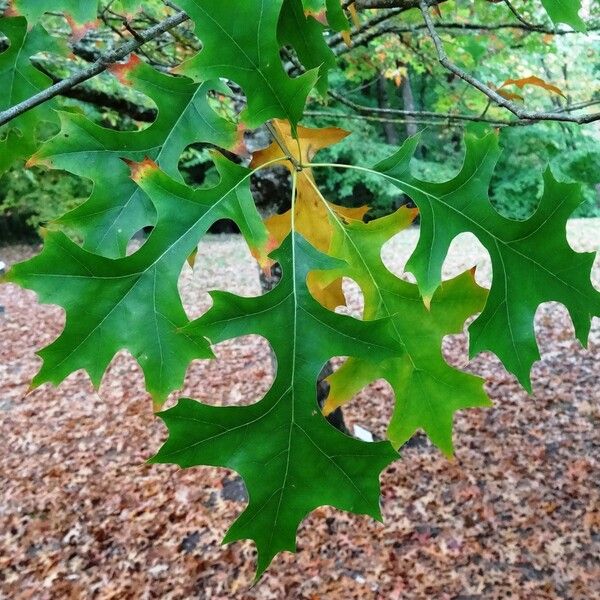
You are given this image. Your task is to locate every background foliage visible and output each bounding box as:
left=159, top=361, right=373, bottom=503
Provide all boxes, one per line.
left=1, top=0, right=598, bottom=239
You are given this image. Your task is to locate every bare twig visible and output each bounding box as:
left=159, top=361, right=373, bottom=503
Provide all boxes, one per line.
left=0, top=9, right=189, bottom=127
left=503, top=0, right=538, bottom=30
left=352, top=0, right=444, bottom=9
left=305, top=109, right=512, bottom=128
left=330, top=20, right=600, bottom=62
left=326, top=90, right=546, bottom=126
left=418, top=0, right=600, bottom=125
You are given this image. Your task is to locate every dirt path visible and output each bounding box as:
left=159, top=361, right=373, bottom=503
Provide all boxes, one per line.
left=0, top=220, right=598, bottom=599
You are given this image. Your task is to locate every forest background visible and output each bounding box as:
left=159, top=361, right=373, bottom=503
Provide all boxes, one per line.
left=1, top=0, right=598, bottom=242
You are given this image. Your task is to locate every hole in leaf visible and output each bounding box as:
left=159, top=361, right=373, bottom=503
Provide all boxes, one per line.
left=0, top=33, right=9, bottom=55
left=251, top=166, right=292, bottom=217
left=325, top=356, right=394, bottom=442
left=180, top=233, right=263, bottom=321
left=442, top=232, right=490, bottom=286
left=566, top=221, right=600, bottom=293
left=534, top=301, right=578, bottom=357
left=178, top=144, right=224, bottom=189
left=180, top=335, right=274, bottom=408
left=381, top=226, right=418, bottom=283
left=307, top=275, right=363, bottom=317
left=125, top=229, right=150, bottom=256
left=336, top=277, right=364, bottom=320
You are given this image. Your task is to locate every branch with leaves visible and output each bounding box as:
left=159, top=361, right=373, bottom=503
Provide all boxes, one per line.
left=417, top=0, right=600, bottom=125
left=0, top=0, right=598, bottom=581
left=0, top=8, right=189, bottom=127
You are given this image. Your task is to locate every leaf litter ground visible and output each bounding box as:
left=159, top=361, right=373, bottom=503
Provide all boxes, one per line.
left=0, top=219, right=598, bottom=599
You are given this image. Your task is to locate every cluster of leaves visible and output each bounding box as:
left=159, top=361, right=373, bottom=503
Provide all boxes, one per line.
left=1, top=0, right=598, bottom=578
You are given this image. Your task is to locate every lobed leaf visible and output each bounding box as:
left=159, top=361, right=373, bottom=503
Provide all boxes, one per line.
left=251, top=120, right=367, bottom=255
left=6, top=155, right=268, bottom=402
left=152, top=232, right=399, bottom=576
left=302, top=0, right=349, bottom=32
left=320, top=208, right=491, bottom=456
left=374, top=133, right=600, bottom=389
left=30, top=58, right=237, bottom=258
left=175, top=0, right=318, bottom=129
left=499, top=75, right=566, bottom=99
left=279, top=0, right=337, bottom=95
left=0, top=16, right=66, bottom=174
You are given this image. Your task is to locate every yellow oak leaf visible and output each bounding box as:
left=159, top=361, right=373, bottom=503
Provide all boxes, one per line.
left=306, top=272, right=346, bottom=310
left=251, top=119, right=368, bottom=307
left=251, top=119, right=368, bottom=253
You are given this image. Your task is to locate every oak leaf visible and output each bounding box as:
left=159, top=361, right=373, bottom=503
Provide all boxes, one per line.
left=251, top=119, right=367, bottom=308
left=0, top=17, right=66, bottom=174
left=175, top=0, right=317, bottom=128
left=375, top=133, right=600, bottom=389
left=321, top=208, right=490, bottom=455
left=29, top=58, right=238, bottom=258
left=152, top=232, right=399, bottom=576
left=499, top=75, right=566, bottom=99
left=5, top=155, right=268, bottom=403
left=251, top=119, right=368, bottom=253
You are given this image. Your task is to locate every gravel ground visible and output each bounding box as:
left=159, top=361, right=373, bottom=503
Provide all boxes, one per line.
left=0, top=219, right=598, bottom=599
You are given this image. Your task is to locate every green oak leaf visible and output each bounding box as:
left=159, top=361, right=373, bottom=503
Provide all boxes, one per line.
left=175, top=0, right=318, bottom=128
left=5, top=154, right=268, bottom=402
left=12, top=1, right=99, bottom=23
left=12, top=1, right=142, bottom=23
left=374, top=133, right=600, bottom=389
left=302, top=0, right=349, bottom=31
left=0, top=16, right=65, bottom=174
left=321, top=208, right=490, bottom=456
left=30, top=58, right=237, bottom=258
left=279, top=0, right=336, bottom=95
left=540, top=0, right=586, bottom=31
left=151, top=232, right=399, bottom=577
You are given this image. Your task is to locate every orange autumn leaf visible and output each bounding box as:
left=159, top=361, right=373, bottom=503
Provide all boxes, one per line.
left=109, top=54, right=142, bottom=86
left=499, top=75, right=566, bottom=98
left=497, top=89, right=524, bottom=102
left=65, top=15, right=99, bottom=42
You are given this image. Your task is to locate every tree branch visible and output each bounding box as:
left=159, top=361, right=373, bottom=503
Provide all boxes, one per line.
left=305, top=109, right=512, bottom=128
left=418, top=0, right=600, bottom=125
left=352, top=0, right=444, bottom=8
left=386, top=21, right=600, bottom=35
left=32, top=62, right=158, bottom=122
left=0, top=9, right=189, bottom=127
left=325, top=90, right=561, bottom=127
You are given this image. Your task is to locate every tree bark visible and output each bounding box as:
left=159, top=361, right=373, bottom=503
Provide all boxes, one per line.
left=376, top=75, right=399, bottom=145
left=400, top=71, right=419, bottom=138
